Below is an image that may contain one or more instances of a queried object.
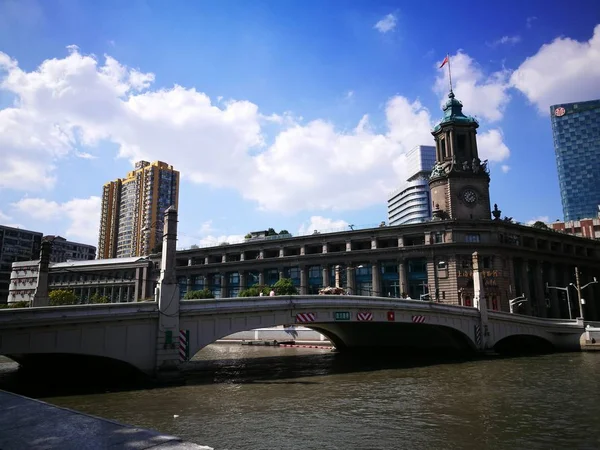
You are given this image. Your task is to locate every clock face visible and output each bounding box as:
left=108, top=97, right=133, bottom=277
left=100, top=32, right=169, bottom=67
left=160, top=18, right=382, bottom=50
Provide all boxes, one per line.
left=462, top=189, right=477, bottom=204
left=555, top=107, right=566, bottom=117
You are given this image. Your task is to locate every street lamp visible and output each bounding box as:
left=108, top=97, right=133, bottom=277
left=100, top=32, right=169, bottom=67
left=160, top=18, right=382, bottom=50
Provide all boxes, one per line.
left=509, top=294, right=527, bottom=314
left=569, top=269, right=597, bottom=320
left=546, top=282, right=573, bottom=319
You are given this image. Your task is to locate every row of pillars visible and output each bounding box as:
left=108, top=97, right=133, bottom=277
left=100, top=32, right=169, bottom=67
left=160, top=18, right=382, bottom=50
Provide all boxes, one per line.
left=185, top=262, right=410, bottom=297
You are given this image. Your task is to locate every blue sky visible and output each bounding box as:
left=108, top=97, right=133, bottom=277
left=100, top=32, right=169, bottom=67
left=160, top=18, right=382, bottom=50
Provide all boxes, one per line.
left=1, top=0, right=599, bottom=249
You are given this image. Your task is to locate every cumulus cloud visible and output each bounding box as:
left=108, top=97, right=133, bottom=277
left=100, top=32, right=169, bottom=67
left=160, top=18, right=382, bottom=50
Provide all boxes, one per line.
left=511, top=24, right=600, bottom=113
left=526, top=216, right=550, bottom=225
left=501, top=165, right=510, bottom=173
left=434, top=51, right=511, bottom=122
left=298, top=216, right=349, bottom=235
left=0, top=46, right=512, bottom=216
left=374, top=14, right=397, bottom=33
left=11, top=196, right=100, bottom=243
left=477, top=129, right=511, bottom=162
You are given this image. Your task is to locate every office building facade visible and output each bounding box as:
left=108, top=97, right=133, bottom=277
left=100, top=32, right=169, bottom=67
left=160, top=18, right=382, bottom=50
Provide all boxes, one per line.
left=388, top=145, right=436, bottom=225
left=550, top=99, right=600, bottom=221
left=44, top=235, right=96, bottom=263
left=98, top=161, right=179, bottom=259
left=0, top=225, right=42, bottom=304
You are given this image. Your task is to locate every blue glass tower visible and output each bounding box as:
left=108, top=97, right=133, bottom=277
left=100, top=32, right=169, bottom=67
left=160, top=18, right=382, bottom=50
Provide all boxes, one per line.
left=551, top=99, right=600, bottom=221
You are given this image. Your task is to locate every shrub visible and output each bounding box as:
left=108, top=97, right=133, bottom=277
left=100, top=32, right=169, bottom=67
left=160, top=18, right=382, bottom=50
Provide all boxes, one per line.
left=238, top=285, right=271, bottom=297
left=49, top=289, right=78, bottom=306
left=273, top=278, right=298, bottom=295
left=183, top=289, right=214, bottom=300
left=8, top=301, right=30, bottom=308
left=89, top=293, right=111, bottom=304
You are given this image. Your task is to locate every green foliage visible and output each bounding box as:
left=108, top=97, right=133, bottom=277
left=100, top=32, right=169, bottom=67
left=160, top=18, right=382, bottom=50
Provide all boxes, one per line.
left=89, top=293, right=111, bottom=304
left=272, top=278, right=298, bottom=295
left=244, top=233, right=252, bottom=239
left=8, top=301, right=30, bottom=308
left=532, top=221, right=549, bottom=230
left=238, top=285, right=271, bottom=297
left=279, top=229, right=290, bottom=236
left=266, top=228, right=277, bottom=236
left=49, top=289, right=79, bottom=306
left=183, top=289, right=214, bottom=299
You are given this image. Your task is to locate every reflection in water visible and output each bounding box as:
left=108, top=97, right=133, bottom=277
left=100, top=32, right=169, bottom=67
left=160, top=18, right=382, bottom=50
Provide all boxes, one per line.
left=1, top=347, right=600, bottom=450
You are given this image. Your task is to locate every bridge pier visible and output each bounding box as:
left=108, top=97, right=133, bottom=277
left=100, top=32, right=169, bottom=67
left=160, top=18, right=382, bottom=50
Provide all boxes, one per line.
left=155, top=206, right=182, bottom=381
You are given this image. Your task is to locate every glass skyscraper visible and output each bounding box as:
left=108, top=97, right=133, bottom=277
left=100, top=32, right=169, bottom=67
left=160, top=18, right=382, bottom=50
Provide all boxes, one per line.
left=387, top=145, right=436, bottom=225
left=550, top=99, right=600, bottom=221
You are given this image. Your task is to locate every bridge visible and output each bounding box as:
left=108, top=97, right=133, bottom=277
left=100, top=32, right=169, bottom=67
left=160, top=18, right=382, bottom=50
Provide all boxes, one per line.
left=0, top=208, right=592, bottom=378
left=0, top=294, right=589, bottom=377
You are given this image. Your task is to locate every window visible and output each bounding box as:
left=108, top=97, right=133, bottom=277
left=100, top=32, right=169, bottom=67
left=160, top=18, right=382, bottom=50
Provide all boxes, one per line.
left=457, top=134, right=466, bottom=151
left=465, top=233, right=480, bottom=243
left=433, top=232, right=444, bottom=244
left=483, top=257, right=493, bottom=269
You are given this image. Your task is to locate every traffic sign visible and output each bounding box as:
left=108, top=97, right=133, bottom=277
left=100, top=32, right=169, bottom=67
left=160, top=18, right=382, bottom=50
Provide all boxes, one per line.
left=334, top=311, right=351, bottom=321
left=387, top=311, right=395, bottom=321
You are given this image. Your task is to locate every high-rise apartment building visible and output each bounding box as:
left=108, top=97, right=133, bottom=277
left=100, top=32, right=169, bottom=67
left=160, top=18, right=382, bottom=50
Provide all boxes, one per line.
left=98, top=161, right=179, bottom=259
left=550, top=99, right=600, bottom=221
left=0, top=225, right=42, bottom=303
left=388, top=145, right=436, bottom=225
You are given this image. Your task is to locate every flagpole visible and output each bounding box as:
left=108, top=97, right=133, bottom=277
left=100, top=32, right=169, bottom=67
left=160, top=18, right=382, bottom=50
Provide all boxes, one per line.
left=447, top=53, right=453, bottom=93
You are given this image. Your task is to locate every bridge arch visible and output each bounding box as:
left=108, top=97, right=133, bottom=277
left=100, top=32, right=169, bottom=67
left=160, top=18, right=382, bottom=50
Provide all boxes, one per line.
left=492, top=335, right=555, bottom=355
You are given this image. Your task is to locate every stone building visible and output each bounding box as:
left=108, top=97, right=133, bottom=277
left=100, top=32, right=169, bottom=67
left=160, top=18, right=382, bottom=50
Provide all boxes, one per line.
left=158, top=91, right=600, bottom=320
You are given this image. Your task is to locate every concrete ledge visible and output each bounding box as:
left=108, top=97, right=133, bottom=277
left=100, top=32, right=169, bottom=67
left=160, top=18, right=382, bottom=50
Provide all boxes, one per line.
left=0, top=389, right=212, bottom=450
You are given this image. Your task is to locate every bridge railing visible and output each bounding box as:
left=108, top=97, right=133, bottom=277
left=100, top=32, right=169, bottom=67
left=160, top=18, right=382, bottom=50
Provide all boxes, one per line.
left=487, top=310, right=583, bottom=328
left=180, top=295, right=481, bottom=317
left=0, top=302, right=158, bottom=327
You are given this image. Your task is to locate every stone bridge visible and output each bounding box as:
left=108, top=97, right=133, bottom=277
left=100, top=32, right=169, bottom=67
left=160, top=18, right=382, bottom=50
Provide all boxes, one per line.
left=0, top=295, right=588, bottom=377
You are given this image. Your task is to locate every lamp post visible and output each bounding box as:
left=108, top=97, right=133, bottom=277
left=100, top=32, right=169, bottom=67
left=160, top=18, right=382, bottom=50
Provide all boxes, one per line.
left=569, top=267, right=597, bottom=320
left=509, top=294, right=527, bottom=314
left=546, top=282, right=573, bottom=319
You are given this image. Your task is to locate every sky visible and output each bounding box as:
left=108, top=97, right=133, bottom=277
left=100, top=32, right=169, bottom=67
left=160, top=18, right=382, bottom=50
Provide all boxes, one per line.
left=0, top=0, right=599, bottom=250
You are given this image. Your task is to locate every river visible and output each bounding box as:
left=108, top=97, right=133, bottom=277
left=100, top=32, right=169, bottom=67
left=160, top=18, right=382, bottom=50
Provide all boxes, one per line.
left=1, top=346, right=600, bottom=450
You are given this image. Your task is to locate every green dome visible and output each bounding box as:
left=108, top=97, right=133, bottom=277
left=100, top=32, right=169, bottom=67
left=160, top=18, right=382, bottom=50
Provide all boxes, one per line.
left=432, top=91, right=478, bottom=132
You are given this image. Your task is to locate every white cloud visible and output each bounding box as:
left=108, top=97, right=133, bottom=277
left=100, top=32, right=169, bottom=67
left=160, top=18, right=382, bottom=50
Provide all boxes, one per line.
left=345, top=90, right=354, bottom=99
left=196, top=234, right=246, bottom=248
left=489, top=35, right=521, bottom=47
left=477, top=129, right=510, bottom=162
left=75, top=151, right=97, bottom=159
left=374, top=14, right=397, bottom=33
left=526, top=216, right=550, bottom=225
left=526, top=16, right=537, bottom=29
left=0, top=46, right=512, bottom=216
left=434, top=51, right=511, bottom=122
left=298, top=216, right=349, bottom=236
left=11, top=196, right=100, bottom=243
left=501, top=164, right=510, bottom=173
left=510, top=24, right=600, bottom=113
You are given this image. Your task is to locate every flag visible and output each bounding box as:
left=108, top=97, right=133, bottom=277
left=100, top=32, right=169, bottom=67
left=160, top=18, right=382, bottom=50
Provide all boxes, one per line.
left=439, top=55, right=449, bottom=68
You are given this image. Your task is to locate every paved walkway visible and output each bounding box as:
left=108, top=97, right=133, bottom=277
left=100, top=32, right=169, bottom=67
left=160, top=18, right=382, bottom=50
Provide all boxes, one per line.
left=0, top=390, right=212, bottom=449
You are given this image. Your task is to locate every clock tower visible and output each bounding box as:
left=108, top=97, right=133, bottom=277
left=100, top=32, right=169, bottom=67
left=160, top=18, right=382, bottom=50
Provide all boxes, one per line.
left=428, top=91, right=491, bottom=220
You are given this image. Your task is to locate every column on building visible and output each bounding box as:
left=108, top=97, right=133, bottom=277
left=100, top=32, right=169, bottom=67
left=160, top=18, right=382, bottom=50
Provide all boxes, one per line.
left=346, top=266, right=356, bottom=295
left=398, top=261, right=408, bottom=297
left=279, top=268, right=285, bottom=280
left=300, top=266, right=308, bottom=295
left=126, top=285, right=131, bottom=302
left=118, top=286, right=123, bottom=303
left=322, top=264, right=330, bottom=288
left=547, top=263, right=560, bottom=318
left=371, top=262, right=381, bottom=296
left=239, top=271, right=247, bottom=290
left=520, top=259, right=533, bottom=315
left=258, top=270, right=265, bottom=286
left=534, top=261, right=546, bottom=317
left=221, top=273, right=228, bottom=298
left=187, top=276, right=193, bottom=295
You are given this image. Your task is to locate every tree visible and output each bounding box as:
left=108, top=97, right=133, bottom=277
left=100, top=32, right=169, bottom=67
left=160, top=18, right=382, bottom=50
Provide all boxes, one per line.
left=273, top=278, right=298, bottom=295
left=183, top=289, right=214, bottom=299
left=532, top=221, right=549, bottom=230
left=89, top=293, right=111, bottom=304
left=238, top=285, right=271, bottom=297
left=244, top=233, right=252, bottom=239
left=279, top=229, right=291, bottom=236
left=49, top=289, right=79, bottom=306
left=266, top=228, right=277, bottom=236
